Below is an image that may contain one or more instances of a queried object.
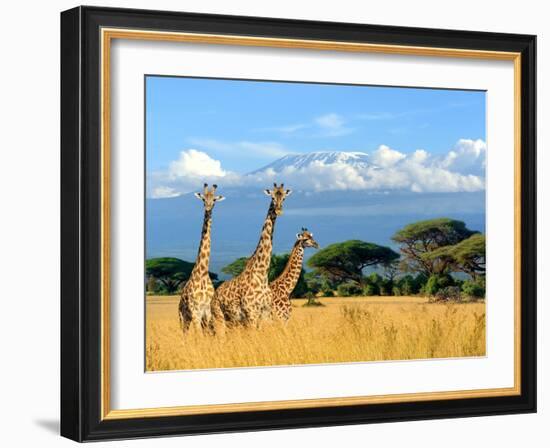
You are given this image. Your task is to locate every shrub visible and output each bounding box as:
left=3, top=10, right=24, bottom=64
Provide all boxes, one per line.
left=423, top=274, right=455, bottom=296
left=337, top=283, right=363, bottom=297
left=303, top=291, right=325, bottom=307
left=146, top=276, right=158, bottom=293
left=392, top=286, right=401, bottom=296
left=397, top=274, right=426, bottom=295
left=398, top=276, right=414, bottom=295
left=434, top=286, right=462, bottom=302
left=379, top=279, right=394, bottom=296
left=462, top=278, right=486, bottom=299
left=363, top=283, right=379, bottom=296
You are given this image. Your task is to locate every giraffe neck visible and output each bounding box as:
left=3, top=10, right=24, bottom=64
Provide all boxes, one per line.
left=245, top=201, right=277, bottom=276
left=273, top=242, right=304, bottom=295
left=190, top=208, right=212, bottom=279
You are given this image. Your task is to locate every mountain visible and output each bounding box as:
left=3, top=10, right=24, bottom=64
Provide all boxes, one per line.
left=249, top=151, right=373, bottom=174
left=146, top=188, right=485, bottom=277
left=146, top=151, right=485, bottom=277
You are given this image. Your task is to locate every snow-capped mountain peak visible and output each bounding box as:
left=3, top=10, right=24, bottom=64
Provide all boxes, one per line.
left=250, top=151, right=372, bottom=174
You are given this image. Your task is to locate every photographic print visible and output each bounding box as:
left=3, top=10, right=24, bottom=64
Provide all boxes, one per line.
left=145, top=76, right=487, bottom=371
left=61, top=9, right=536, bottom=440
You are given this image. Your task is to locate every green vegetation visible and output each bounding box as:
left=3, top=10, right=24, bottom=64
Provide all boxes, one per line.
left=392, top=218, right=478, bottom=276
left=146, top=217, right=486, bottom=300
left=145, top=257, right=218, bottom=295
left=307, top=240, right=399, bottom=285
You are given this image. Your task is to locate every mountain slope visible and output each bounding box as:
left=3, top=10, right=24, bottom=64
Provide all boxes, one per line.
left=249, top=151, right=372, bottom=174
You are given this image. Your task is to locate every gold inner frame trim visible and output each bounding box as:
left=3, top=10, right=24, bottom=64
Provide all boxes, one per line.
left=100, top=27, right=522, bottom=420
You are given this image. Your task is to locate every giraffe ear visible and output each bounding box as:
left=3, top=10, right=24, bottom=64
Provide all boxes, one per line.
left=215, top=195, right=225, bottom=202
left=285, top=189, right=293, bottom=197
left=264, top=189, right=272, bottom=196
left=194, top=192, right=203, bottom=200
left=296, top=233, right=301, bottom=239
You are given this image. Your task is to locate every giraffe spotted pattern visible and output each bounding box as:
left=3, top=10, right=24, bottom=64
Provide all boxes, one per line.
left=270, top=229, right=319, bottom=321
left=211, top=184, right=292, bottom=330
left=178, top=184, right=224, bottom=333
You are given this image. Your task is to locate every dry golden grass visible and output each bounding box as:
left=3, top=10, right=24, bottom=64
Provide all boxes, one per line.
left=146, top=295, right=485, bottom=371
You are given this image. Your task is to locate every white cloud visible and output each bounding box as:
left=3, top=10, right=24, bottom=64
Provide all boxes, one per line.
left=187, top=138, right=290, bottom=159
left=411, top=149, right=429, bottom=163
left=241, top=141, right=485, bottom=193
left=168, top=149, right=227, bottom=179
left=440, top=138, right=486, bottom=175
left=370, top=145, right=407, bottom=167
left=147, top=149, right=238, bottom=197
left=255, top=123, right=308, bottom=134
left=148, top=139, right=487, bottom=198
left=254, top=113, right=352, bottom=138
left=151, top=186, right=180, bottom=199
left=246, top=160, right=369, bottom=191
left=314, top=113, right=352, bottom=137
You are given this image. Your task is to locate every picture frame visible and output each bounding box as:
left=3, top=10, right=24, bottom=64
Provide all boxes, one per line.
left=60, top=5, right=536, bottom=442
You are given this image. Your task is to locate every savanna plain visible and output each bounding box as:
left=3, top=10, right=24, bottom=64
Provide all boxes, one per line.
left=146, top=295, right=486, bottom=371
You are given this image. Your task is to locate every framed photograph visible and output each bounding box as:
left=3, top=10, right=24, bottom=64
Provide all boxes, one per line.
left=60, top=6, right=536, bottom=441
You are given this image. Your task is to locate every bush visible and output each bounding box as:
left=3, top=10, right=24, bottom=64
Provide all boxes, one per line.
left=462, top=278, right=486, bottom=299
left=397, top=274, right=426, bottom=295
left=423, top=274, right=455, bottom=296
left=392, top=286, right=401, bottom=296
left=362, top=283, right=379, bottom=296
left=434, top=286, right=462, bottom=302
left=367, top=272, right=383, bottom=285
left=379, top=279, right=394, bottom=296
left=303, top=291, right=325, bottom=307
left=337, top=283, right=363, bottom=297
left=398, top=276, right=414, bottom=295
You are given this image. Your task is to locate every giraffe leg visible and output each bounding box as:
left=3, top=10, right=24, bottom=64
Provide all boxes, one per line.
left=242, top=293, right=268, bottom=329
left=242, top=304, right=260, bottom=328
left=191, top=316, right=203, bottom=333
left=209, top=298, right=226, bottom=336
left=178, top=299, right=192, bottom=334
left=258, top=290, right=274, bottom=327
left=200, top=307, right=211, bottom=331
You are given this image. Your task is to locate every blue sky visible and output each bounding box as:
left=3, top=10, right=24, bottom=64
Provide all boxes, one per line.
left=145, top=76, right=486, bottom=174
left=145, top=76, right=487, bottom=199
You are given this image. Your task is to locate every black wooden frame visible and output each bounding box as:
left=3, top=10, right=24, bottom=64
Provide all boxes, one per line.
left=60, top=5, right=537, bottom=442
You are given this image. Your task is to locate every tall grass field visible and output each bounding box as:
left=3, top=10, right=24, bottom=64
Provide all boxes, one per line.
left=146, top=295, right=485, bottom=371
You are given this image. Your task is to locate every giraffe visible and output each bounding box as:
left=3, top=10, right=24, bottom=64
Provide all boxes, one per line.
left=211, top=183, right=292, bottom=330
left=270, top=228, right=319, bottom=321
left=178, top=183, right=225, bottom=333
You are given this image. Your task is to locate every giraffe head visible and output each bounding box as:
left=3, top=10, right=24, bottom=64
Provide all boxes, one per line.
left=264, top=183, right=292, bottom=216
left=296, top=227, right=319, bottom=249
left=194, top=183, right=225, bottom=211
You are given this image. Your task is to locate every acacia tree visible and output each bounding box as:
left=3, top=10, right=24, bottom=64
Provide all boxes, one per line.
left=220, top=257, right=248, bottom=277
left=382, top=259, right=400, bottom=283
left=425, top=233, right=486, bottom=280
left=307, top=240, right=399, bottom=286
left=392, top=218, right=477, bottom=276
left=145, top=257, right=218, bottom=294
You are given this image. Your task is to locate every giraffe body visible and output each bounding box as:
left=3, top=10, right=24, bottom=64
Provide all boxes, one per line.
left=270, top=229, right=319, bottom=320
left=178, top=185, right=224, bottom=333
left=211, top=184, right=292, bottom=329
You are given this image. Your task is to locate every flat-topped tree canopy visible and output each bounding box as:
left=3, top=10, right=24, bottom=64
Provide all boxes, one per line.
left=392, top=218, right=478, bottom=276
left=146, top=257, right=218, bottom=293
left=307, top=240, right=399, bottom=285
left=424, top=233, right=486, bottom=279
